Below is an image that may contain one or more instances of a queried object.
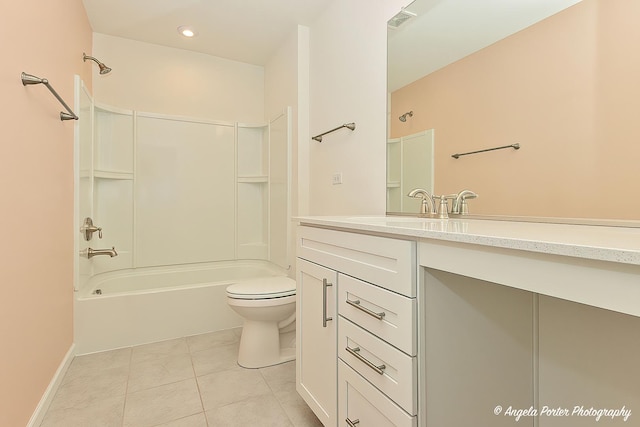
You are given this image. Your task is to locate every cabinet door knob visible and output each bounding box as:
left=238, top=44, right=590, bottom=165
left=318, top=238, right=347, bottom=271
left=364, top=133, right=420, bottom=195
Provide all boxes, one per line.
left=346, top=418, right=360, bottom=427
left=322, top=278, right=333, bottom=327
left=346, top=346, right=386, bottom=375
left=346, top=298, right=385, bottom=320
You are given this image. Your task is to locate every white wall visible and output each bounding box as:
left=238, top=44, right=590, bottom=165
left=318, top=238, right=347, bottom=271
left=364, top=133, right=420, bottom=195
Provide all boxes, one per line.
left=92, top=33, right=264, bottom=122
left=307, top=0, right=406, bottom=215
left=264, top=25, right=310, bottom=270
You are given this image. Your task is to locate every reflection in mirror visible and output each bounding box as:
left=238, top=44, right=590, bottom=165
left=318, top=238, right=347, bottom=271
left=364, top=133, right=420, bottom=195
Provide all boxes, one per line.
left=387, top=130, right=434, bottom=213
left=387, top=0, right=640, bottom=223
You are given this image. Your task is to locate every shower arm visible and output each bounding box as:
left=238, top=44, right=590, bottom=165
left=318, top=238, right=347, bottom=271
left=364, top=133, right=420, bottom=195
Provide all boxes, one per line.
left=21, top=72, right=78, bottom=121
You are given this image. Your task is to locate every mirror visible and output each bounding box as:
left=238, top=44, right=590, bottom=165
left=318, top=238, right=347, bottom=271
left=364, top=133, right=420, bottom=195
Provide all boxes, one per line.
left=387, top=0, right=640, bottom=223
left=387, top=129, right=435, bottom=213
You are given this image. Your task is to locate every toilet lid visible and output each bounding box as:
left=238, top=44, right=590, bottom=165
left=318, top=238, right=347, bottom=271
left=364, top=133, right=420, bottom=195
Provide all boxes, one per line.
left=227, top=276, right=296, bottom=299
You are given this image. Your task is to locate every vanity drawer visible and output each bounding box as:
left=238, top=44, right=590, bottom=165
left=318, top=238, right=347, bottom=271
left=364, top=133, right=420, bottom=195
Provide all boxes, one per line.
left=297, top=226, right=416, bottom=297
left=339, top=317, right=417, bottom=415
left=338, top=359, right=417, bottom=427
left=338, top=273, right=416, bottom=356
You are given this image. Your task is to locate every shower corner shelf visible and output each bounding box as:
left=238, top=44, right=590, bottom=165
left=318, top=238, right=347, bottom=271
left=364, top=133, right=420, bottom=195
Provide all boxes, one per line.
left=94, top=169, right=134, bottom=180
left=237, top=176, right=268, bottom=183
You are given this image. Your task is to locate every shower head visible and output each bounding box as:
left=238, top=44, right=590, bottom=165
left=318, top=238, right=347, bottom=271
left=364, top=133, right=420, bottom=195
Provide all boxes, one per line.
left=83, top=53, right=112, bottom=75
left=399, top=111, right=413, bottom=122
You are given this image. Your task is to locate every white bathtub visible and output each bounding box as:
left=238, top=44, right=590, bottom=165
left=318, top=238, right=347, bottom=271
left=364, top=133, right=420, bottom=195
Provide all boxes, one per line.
left=74, top=260, right=289, bottom=354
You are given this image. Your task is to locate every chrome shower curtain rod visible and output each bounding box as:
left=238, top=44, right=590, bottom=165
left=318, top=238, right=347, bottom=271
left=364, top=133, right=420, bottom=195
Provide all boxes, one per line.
left=21, top=72, right=78, bottom=121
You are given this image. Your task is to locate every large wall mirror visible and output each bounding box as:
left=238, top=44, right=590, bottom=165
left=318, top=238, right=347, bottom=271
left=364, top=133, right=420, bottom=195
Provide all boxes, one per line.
left=387, top=0, right=640, bottom=223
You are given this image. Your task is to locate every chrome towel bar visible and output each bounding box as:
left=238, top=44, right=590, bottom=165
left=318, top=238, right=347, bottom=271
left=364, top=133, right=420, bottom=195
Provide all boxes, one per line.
left=21, top=72, right=78, bottom=121
left=312, top=122, right=355, bottom=142
left=452, top=143, right=520, bottom=159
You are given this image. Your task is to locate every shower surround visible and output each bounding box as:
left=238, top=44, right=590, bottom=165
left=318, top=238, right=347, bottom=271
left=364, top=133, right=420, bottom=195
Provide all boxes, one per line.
left=75, top=79, right=291, bottom=354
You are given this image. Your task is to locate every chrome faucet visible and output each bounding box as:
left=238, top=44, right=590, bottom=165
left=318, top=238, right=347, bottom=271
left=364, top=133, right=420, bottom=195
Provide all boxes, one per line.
left=80, top=247, right=118, bottom=259
left=452, top=190, right=478, bottom=215
left=80, top=217, right=102, bottom=241
left=407, top=188, right=436, bottom=217
left=433, top=194, right=457, bottom=219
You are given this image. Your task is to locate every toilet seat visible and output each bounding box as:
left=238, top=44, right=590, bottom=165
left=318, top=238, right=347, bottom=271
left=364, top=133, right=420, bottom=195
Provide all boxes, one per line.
left=227, top=276, right=296, bottom=300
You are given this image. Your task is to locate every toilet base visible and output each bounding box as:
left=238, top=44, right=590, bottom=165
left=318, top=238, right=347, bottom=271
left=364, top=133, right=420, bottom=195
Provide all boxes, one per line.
left=237, top=320, right=296, bottom=368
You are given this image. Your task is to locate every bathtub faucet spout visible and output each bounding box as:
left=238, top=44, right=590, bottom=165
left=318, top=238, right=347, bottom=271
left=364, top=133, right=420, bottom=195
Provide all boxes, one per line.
left=81, top=247, right=118, bottom=259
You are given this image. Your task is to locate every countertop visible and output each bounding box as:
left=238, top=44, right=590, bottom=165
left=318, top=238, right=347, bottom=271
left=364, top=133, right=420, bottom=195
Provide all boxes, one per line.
left=296, top=216, right=640, bottom=266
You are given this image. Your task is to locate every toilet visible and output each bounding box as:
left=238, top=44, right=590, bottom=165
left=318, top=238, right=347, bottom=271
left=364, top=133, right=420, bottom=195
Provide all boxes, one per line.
left=226, top=275, right=297, bottom=368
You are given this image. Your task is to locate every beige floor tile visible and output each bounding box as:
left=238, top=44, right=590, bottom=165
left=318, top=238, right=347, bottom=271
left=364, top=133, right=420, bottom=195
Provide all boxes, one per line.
left=48, top=364, right=129, bottom=411
left=41, top=332, right=318, bottom=427
left=128, top=352, right=195, bottom=393
left=197, top=368, right=272, bottom=410
left=40, top=393, right=125, bottom=427
left=154, top=412, right=208, bottom=427
left=186, top=328, right=240, bottom=353
left=131, top=337, right=189, bottom=364
left=67, top=347, right=132, bottom=379
left=123, top=378, right=203, bottom=427
left=205, top=394, right=293, bottom=427
left=261, top=362, right=323, bottom=426
left=191, top=342, right=240, bottom=376
left=278, top=390, right=324, bottom=427
left=260, top=360, right=296, bottom=394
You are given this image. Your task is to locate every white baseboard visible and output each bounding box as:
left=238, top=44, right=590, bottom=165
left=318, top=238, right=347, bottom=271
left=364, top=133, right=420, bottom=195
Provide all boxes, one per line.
left=27, top=343, right=76, bottom=427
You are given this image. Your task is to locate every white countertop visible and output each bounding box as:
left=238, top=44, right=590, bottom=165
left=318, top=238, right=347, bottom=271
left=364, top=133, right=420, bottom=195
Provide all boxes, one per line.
left=296, top=216, right=640, bottom=266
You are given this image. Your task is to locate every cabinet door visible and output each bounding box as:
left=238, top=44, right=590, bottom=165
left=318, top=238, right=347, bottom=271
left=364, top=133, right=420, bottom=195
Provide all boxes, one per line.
left=297, top=258, right=337, bottom=427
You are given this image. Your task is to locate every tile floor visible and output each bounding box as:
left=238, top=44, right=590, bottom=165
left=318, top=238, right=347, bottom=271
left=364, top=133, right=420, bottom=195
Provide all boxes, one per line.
left=40, top=328, right=323, bottom=427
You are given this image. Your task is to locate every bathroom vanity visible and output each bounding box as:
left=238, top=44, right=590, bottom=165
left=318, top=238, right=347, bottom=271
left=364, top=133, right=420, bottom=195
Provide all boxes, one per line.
left=295, top=216, right=640, bottom=427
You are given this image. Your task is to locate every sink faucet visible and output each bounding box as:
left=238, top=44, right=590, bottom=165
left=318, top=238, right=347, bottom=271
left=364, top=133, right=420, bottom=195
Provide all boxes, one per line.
left=407, top=188, right=436, bottom=217
left=80, top=247, right=118, bottom=259
left=433, top=194, right=457, bottom=219
left=452, top=190, right=478, bottom=215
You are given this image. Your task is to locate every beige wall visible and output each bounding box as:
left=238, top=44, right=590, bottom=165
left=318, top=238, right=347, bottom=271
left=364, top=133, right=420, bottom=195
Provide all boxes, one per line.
left=0, top=0, right=92, bottom=425
left=390, top=0, right=640, bottom=220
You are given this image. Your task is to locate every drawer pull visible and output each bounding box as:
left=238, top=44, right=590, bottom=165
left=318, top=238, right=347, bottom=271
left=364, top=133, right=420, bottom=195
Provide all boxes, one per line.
left=346, top=418, right=360, bottom=427
left=346, top=298, right=386, bottom=320
left=322, top=278, right=333, bottom=328
left=346, top=346, right=386, bottom=375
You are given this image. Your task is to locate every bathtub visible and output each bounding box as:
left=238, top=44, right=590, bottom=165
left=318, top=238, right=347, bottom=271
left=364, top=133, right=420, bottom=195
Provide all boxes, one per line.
left=74, top=260, right=289, bottom=354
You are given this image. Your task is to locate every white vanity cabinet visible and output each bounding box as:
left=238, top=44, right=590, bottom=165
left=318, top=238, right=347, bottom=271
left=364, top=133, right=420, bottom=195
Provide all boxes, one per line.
left=297, top=216, right=640, bottom=427
left=297, top=225, right=417, bottom=426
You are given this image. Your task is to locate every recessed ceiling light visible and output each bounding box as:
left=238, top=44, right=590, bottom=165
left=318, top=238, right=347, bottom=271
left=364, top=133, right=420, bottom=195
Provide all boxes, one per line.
left=177, top=25, right=198, bottom=38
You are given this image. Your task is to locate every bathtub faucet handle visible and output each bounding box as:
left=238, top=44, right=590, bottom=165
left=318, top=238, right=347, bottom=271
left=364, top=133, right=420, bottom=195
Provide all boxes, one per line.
left=81, top=217, right=103, bottom=241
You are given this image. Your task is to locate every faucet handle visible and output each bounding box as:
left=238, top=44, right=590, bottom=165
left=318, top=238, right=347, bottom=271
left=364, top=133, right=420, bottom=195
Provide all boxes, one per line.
left=459, top=198, right=473, bottom=215
left=453, top=190, right=478, bottom=215
left=80, top=217, right=103, bottom=241
left=407, top=188, right=436, bottom=216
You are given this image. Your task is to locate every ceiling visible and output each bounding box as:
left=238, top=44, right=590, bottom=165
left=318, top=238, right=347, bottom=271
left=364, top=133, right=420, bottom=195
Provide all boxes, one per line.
left=82, top=0, right=330, bottom=66
left=82, top=0, right=583, bottom=89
